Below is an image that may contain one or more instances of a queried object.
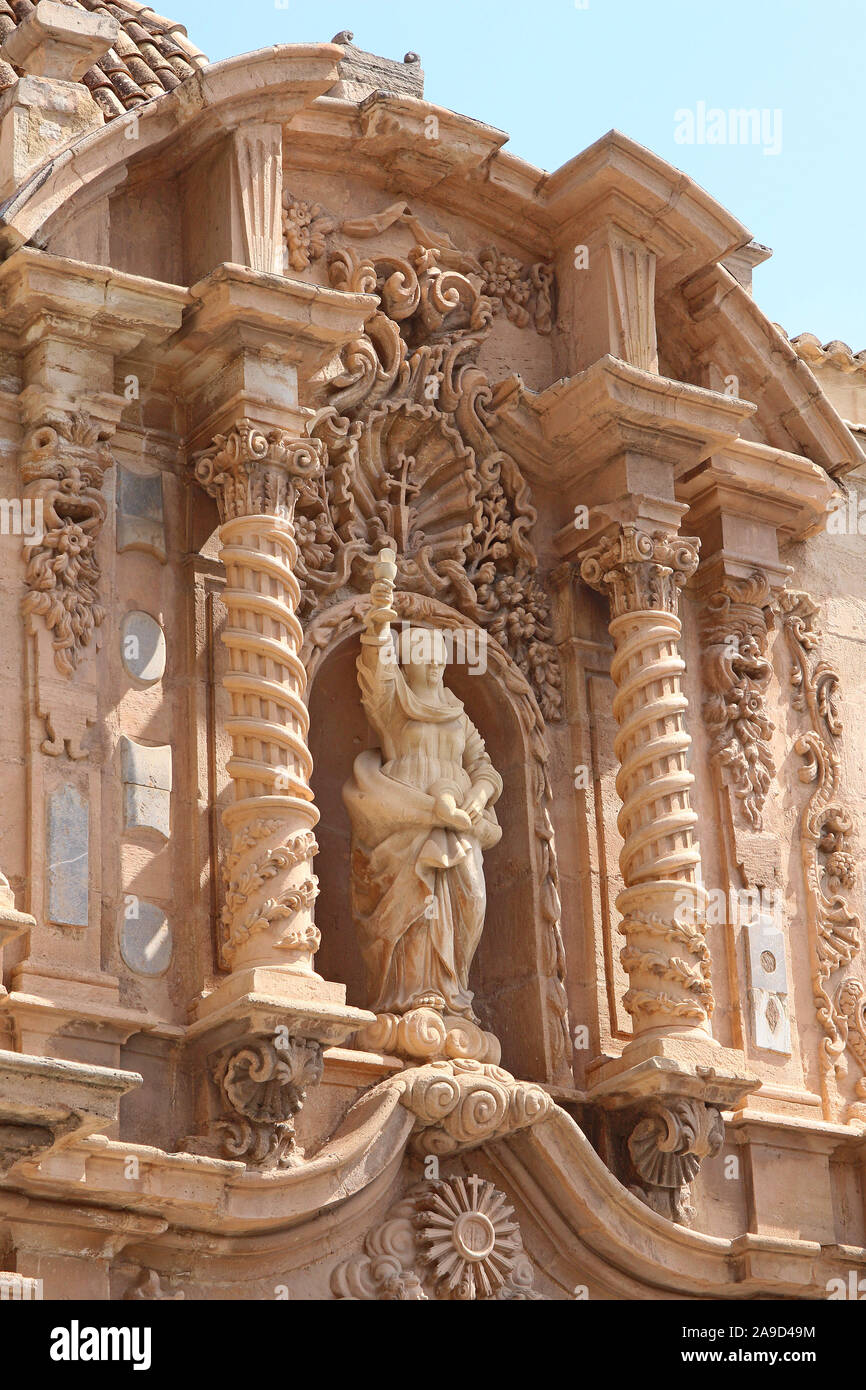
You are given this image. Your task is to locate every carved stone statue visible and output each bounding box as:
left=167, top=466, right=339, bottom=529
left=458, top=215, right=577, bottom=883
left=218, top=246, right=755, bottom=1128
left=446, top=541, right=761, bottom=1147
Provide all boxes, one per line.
left=343, top=550, right=502, bottom=1031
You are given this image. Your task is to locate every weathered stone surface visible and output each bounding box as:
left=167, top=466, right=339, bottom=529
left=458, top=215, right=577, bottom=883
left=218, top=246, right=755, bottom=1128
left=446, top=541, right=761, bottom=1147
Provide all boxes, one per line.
left=46, top=785, right=88, bottom=928
left=0, top=5, right=864, bottom=1307
left=116, top=466, right=167, bottom=562
left=120, top=737, right=171, bottom=839
left=119, top=901, right=172, bottom=977
left=120, top=611, right=166, bottom=684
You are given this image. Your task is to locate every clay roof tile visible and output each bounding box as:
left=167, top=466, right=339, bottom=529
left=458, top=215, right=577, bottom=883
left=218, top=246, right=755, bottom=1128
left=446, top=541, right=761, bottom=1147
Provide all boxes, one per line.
left=0, top=0, right=208, bottom=125
left=89, top=81, right=127, bottom=118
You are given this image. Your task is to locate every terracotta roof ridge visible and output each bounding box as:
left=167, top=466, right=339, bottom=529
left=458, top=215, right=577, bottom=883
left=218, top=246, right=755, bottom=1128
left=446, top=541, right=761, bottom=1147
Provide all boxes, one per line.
left=781, top=328, right=866, bottom=374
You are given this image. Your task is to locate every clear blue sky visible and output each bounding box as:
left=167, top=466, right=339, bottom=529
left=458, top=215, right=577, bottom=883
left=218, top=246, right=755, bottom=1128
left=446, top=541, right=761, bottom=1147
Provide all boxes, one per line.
left=171, top=0, right=865, bottom=349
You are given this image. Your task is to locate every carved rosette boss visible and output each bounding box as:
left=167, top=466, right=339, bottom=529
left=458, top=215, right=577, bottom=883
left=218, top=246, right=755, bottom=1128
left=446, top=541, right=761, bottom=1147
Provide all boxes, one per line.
left=193, top=419, right=324, bottom=978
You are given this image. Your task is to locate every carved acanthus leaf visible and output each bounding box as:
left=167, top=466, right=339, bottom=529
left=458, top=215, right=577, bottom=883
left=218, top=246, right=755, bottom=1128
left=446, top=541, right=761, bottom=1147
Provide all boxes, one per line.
left=192, top=420, right=325, bottom=523
left=580, top=525, right=700, bottom=618
left=627, top=1098, right=725, bottom=1226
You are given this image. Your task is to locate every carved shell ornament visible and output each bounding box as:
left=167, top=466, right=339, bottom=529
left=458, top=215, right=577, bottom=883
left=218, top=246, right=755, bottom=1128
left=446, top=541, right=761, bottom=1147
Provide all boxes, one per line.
left=281, top=200, right=562, bottom=720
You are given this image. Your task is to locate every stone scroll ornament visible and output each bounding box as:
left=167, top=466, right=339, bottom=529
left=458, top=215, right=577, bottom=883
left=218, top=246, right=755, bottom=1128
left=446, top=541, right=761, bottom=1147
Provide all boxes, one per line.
left=278, top=196, right=561, bottom=723
left=211, top=1031, right=324, bottom=1168
left=343, top=548, right=504, bottom=1065
left=20, top=410, right=114, bottom=675
left=701, top=572, right=776, bottom=831
left=779, top=591, right=866, bottom=1121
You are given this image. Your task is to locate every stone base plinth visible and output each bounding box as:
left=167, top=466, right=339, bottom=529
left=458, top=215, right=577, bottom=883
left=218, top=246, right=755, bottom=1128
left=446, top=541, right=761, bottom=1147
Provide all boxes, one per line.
left=586, top=1034, right=760, bottom=1112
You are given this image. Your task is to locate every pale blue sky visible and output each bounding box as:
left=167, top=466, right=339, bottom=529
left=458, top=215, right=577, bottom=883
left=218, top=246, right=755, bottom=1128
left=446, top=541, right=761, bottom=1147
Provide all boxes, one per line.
left=171, top=0, right=865, bottom=348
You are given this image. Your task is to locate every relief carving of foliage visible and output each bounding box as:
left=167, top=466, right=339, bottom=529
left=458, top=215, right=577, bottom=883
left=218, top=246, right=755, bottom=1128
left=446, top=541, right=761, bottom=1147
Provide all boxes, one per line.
left=289, top=230, right=561, bottom=720
left=780, top=590, right=865, bottom=1118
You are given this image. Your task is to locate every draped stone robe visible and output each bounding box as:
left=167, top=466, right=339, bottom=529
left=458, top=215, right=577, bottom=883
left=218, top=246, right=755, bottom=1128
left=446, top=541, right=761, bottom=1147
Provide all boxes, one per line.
left=342, top=640, right=503, bottom=1018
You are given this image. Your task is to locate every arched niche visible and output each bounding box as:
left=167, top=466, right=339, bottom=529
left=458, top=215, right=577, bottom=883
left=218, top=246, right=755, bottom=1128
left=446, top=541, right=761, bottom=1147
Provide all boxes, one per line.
left=303, top=593, right=572, bottom=1085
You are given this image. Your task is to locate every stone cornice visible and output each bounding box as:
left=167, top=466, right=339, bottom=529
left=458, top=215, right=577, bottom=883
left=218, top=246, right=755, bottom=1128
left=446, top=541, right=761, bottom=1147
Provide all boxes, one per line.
left=4, top=1092, right=864, bottom=1299
left=490, top=355, right=755, bottom=487
left=675, top=263, right=866, bottom=478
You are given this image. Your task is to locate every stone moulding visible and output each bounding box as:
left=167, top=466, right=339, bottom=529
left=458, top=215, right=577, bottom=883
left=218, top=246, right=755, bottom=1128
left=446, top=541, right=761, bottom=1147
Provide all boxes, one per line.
left=779, top=590, right=865, bottom=1120
left=0, top=1049, right=140, bottom=1177
left=20, top=409, right=115, bottom=677
left=700, top=570, right=776, bottom=832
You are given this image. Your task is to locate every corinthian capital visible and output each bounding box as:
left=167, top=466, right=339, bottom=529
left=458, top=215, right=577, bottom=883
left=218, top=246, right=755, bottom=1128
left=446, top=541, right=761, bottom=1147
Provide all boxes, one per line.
left=579, top=524, right=700, bottom=618
left=192, top=419, right=325, bottom=523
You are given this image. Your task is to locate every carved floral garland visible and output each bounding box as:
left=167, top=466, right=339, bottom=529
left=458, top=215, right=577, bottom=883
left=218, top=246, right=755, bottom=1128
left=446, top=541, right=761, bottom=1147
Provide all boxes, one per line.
left=701, top=572, right=776, bottom=831
left=779, top=590, right=866, bottom=1120
left=20, top=410, right=114, bottom=675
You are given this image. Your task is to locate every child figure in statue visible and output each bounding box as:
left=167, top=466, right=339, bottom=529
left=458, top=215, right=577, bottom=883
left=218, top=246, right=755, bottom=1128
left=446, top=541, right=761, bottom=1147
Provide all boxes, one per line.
left=342, top=549, right=503, bottom=1020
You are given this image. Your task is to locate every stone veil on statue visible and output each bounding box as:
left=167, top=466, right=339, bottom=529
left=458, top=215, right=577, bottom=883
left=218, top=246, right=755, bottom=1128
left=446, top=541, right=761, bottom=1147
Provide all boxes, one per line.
left=343, top=548, right=504, bottom=1061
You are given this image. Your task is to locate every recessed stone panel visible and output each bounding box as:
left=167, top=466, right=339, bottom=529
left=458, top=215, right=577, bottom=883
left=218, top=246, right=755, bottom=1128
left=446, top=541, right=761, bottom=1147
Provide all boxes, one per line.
left=120, top=900, right=172, bottom=976
left=46, top=785, right=88, bottom=927
left=120, top=611, right=166, bottom=684
left=120, top=737, right=172, bottom=839
left=116, top=466, right=166, bottom=562
left=745, top=914, right=791, bottom=1054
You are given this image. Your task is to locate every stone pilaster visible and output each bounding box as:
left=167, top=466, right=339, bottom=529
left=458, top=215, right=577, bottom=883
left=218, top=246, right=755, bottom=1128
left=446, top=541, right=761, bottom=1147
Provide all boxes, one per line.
left=0, top=251, right=186, bottom=1065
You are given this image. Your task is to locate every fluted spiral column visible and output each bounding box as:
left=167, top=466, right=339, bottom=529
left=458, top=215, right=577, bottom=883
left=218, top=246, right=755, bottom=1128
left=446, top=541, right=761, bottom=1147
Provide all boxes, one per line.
left=580, top=524, right=713, bottom=1042
left=194, top=420, right=323, bottom=977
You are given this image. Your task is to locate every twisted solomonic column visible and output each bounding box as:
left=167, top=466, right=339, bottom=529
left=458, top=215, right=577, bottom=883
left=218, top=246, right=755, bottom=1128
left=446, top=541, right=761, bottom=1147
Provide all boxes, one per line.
left=193, top=420, right=324, bottom=977
left=579, top=524, right=714, bottom=1042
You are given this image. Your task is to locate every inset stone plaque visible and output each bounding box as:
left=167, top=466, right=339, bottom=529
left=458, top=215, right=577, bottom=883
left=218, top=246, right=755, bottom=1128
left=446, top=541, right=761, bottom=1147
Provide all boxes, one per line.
left=46, top=785, right=89, bottom=927
left=120, top=611, right=166, bottom=684
left=120, top=900, right=172, bottom=976
left=116, top=466, right=166, bottom=562
left=120, top=737, right=172, bottom=839
left=745, top=913, right=791, bottom=1054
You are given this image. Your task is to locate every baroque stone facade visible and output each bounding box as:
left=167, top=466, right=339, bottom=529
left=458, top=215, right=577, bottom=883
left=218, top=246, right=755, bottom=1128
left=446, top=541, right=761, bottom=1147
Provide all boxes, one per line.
left=0, top=3, right=864, bottom=1303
